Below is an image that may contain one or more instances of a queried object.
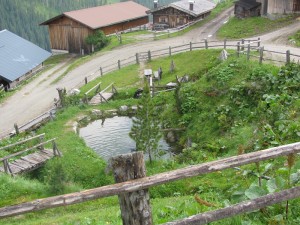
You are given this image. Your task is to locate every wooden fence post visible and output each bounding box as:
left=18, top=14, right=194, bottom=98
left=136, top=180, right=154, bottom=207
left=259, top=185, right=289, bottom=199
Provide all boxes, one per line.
left=136, top=53, right=140, bottom=64
left=205, top=39, right=208, bottom=49
left=85, top=77, right=88, bottom=85
left=14, top=123, right=19, bottom=135
left=224, top=39, right=227, bottom=49
left=100, top=67, right=103, bottom=76
left=112, top=152, right=153, bottom=225
left=169, top=46, right=172, bottom=56
left=286, top=50, right=291, bottom=64
left=259, top=47, right=264, bottom=64
left=190, top=42, right=192, bottom=51
left=148, top=50, right=151, bottom=61
left=56, top=88, right=65, bottom=107
left=39, top=135, right=45, bottom=150
left=257, top=37, right=261, bottom=49
left=118, top=60, right=121, bottom=69
left=247, top=42, right=250, bottom=61
left=241, top=39, right=245, bottom=51
left=237, top=42, right=240, bottom=58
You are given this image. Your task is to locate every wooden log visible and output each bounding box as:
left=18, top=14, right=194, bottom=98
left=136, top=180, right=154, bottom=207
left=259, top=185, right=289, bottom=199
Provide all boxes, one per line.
left=0, top=142, right=299, bottom=218
left=0, top=133, right=45, bottom=151
left=112, top=152, right=153, bottom=225
left=163, top=186, right=300, bottom=225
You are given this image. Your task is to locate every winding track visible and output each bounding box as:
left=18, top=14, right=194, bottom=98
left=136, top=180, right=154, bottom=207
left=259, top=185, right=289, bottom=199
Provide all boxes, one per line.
left=0, top=7, right=299, bottom=138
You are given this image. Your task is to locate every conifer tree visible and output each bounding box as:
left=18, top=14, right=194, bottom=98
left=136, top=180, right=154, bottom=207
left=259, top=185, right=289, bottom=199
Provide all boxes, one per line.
left=130, top=82, right=161, bottom=163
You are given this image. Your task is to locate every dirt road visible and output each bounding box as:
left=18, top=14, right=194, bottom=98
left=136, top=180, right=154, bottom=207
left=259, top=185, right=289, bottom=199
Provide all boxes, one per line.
left=0, top=7, right=299, bottom=138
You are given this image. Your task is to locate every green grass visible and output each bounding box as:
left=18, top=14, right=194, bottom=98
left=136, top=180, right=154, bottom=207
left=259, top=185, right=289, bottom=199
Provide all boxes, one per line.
left=289, top=30, right=300, bottom=47
left=218, top=15, right=297, bottom=39
left=1, top=47, right=300, bottom=224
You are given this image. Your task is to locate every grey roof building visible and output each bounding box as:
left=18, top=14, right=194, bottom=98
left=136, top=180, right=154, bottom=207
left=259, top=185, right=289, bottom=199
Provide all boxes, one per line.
left=0, top=29, right=51, bottom=89
left=148, top=0, right=216, bottom=29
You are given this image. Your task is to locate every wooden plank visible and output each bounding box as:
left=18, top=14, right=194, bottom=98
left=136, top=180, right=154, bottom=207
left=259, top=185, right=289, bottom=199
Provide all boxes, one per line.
left=0, top=142, right=299, bottom=218
left=11, top=160, right=32, bottom=169
left=164, top=186, right=300, bottom=225
left=20, top=155, right=41, bottom=165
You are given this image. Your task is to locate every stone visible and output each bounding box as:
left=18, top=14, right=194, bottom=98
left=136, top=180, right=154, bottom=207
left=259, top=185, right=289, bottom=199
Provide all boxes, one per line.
left=119, top=105, right=128, bottom=112
left=219, top=49, right=228, bottom=61
left=131, top=105, right=138, bottom=112
left=91, top=109, right=102, bottom=116
left=166, top=131, right=176, bottom=143
left=70, top=88, right=80, bottom=95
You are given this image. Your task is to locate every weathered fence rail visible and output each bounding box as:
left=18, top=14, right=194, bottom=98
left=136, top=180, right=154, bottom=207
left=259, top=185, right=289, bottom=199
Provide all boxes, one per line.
left=0, top=142, right=299, bottom=224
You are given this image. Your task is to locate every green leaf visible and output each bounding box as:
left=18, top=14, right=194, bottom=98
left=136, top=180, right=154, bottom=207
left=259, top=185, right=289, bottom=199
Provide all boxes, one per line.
left=245, top=184, right=267, bottom=200
left=266, top=178, right=277, bottom=193
left=290, top=171, right=300, bottom=185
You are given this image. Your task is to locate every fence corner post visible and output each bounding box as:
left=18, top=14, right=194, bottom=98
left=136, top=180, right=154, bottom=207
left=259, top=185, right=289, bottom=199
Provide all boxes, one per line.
left=112, top=152, right=153, bottom=225
left=14, top=123, right=19, bottom=135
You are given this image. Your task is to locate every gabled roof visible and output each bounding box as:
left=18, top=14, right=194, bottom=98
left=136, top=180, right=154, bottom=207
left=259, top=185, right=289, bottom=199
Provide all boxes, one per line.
left=235, top=0, right=261, bottom=10
left=148, top=0, right=216, bottom=17
left=0, top=30, right=51, bottom=82
left=41, top=1, right=150, bottom=30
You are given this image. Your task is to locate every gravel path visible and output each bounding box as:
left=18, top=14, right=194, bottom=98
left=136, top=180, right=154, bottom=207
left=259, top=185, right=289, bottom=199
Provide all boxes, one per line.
left=0, top=7, right=299, bottom=138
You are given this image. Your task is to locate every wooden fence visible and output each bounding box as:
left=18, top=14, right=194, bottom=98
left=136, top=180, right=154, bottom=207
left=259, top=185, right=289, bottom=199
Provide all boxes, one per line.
left=0, top=142, right=299, bottom=224
left=73, top=38, right=300, bottom=90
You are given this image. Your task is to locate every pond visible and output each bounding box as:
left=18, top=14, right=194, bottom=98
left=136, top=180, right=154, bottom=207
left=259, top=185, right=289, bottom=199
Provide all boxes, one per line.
left=79, top=116, right=172, bottom=161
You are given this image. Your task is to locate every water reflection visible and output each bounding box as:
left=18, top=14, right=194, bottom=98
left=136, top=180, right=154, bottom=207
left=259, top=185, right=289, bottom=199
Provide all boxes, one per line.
left=79, top=116, right=171, bottom=161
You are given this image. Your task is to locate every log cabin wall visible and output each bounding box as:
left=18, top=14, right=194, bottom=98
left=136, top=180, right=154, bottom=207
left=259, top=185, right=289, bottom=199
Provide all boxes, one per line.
left=47, top=16, right=148, bottom=54
left=152, top=7, right=207, bottom=28
left=101, top=17, right=148, bottom=34
left=267, top=0, right=294, bottom=14
left=47, top=17, right=93, bottom=54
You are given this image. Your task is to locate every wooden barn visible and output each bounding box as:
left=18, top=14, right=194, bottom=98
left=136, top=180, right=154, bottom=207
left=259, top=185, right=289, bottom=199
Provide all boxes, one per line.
left=148, top=0, right=216, bottom=30
left=41, top=1, right=149, bottom=54
left=234, top=0, right=262, bottom=18
left=257, top=0, right=300, bottom=15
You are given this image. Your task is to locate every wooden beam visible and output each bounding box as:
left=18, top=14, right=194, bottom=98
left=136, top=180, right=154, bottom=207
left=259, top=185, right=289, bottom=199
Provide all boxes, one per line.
left=0, top=142, right=299, bottom=218
left=163, top=186, right=300, bottom=225
left=0, top=133, right=45, bottom=151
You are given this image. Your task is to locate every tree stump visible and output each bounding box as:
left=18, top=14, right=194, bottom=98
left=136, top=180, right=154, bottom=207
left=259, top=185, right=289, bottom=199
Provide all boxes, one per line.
left=112, top=152, right=153, bottom=225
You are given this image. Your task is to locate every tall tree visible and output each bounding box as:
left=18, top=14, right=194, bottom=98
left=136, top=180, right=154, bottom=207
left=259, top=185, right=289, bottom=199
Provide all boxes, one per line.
left=129, top=82, right=161, bottom=163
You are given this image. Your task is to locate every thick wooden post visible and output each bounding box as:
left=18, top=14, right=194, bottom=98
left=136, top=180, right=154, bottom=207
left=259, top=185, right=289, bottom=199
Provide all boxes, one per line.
left=224, top=39, right=227, bottom=49
left=259, top=47, right=264, bottom=64
left=84, top=77, right=88, bottom=85
left=169, top=46, right=172, bottom=56
left=257, top=37, right=261, bottom=49
left=100, top=67, right=103, bottom=76
left=190, top=42, right=192, bottom=51
left=148, top=50, right=151, bottom=61
left=205, top=39, right=208, bottom=49
left=136, top=53, right=140, bottom=64
left=112, top=152, right=153, bottom=225
left=118, top=60, right=121, bottom=69
left=39, top=135, right=45, bottom=150
left=56, top=88, right=65, bottom=107
left=14, top=123, right=19, bottom=135
left=237, top=42, right=240, bottom=57
left=241, top=39, right=245, bottom=51
left=286, top=50, right=291, bottom=64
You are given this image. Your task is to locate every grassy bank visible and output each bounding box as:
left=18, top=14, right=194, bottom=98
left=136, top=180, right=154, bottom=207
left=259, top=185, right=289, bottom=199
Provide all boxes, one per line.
left=1, top=49, right=300, bottom=224
left=218, top=15, right=297, bottom=39
left=289, top=30, right=300, bottom=47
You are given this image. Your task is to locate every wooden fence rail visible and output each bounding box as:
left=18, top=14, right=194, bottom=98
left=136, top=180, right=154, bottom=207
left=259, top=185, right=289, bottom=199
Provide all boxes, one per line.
left=0, top=142, right=299, bottom=222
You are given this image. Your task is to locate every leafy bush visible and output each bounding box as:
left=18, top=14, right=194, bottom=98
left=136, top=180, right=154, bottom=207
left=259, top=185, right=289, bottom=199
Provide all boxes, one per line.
left=85, top=30, right=110, bottom=51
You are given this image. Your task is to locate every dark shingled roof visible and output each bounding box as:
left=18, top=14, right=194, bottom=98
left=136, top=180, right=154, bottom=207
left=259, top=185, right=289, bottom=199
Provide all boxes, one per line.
left=0, top=30, right=51, bottom=82
left=41, top=1, right=150, bottom=29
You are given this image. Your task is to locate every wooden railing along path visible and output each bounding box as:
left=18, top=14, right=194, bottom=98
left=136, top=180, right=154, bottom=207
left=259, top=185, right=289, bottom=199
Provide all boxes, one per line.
left=88, top=82, right=118, bottom=105
left=0, top=133, right=61, bottom=175
left=0, top=142, right=299, bottom=224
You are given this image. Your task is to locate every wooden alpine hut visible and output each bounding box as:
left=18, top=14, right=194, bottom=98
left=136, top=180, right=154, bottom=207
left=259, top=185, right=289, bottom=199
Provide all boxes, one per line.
left=234, top=0, right=262, bottom=18
left=256, top=0, right=300, bottom=15
left=41, top=1, right=149, bottom=54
